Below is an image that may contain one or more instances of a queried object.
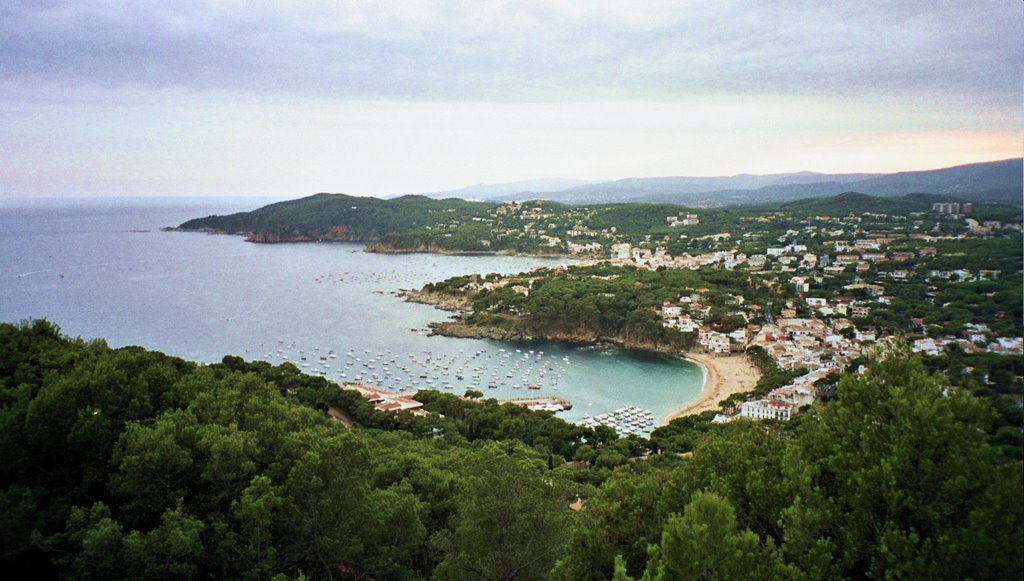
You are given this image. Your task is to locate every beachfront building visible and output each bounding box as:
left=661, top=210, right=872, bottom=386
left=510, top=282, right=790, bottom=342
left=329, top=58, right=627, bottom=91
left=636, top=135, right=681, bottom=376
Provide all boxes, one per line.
left=346, top=384, right=429, bottom=416
left=739, top=399, right=797, bottom=421
left=699, top=330, right=731, bottom=353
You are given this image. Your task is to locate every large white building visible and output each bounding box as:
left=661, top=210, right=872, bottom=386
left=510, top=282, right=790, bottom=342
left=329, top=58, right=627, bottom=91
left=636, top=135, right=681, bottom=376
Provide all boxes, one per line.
left=739, top=399, right=797, bottom=421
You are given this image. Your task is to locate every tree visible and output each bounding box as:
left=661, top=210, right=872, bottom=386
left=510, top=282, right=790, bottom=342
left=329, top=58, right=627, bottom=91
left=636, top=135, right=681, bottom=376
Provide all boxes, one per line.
left=435, top=442, right=570, bottom=580
left=782, top=345, right=1013, bottom=578
left=638, top=492, right=790, bottom=580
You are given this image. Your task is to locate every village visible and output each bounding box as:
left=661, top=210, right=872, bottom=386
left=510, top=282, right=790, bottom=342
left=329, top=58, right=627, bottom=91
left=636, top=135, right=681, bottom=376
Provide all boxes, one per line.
left=423, top=199, right=1022, bottom=427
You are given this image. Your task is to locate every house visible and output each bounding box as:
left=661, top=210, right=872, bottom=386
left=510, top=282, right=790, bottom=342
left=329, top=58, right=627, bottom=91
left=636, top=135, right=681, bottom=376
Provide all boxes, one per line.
left=674, top=316, right=699, bottom=333
left=769, top=385, right=815, bottom=407
left=661, top=303, right=682, bottom=317
left=700, top=330, right=731, bottom=353
left=854, top=328, right=877, bottom=342
left=913, top=338, right=941, bottom=356
left=966, top=331, right=987, bottom=344
left=347, top=385, right=429, bottom=416
left=728, top=328, right=748, bottom=344
left=988, top=337, right=1024, bottom=354
left=739, top=399, right=797, bottom=421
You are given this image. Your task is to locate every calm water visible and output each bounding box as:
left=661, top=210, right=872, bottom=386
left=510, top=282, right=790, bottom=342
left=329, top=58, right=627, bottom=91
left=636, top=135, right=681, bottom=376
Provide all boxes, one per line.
left=0, top=197, right=703, bottom=425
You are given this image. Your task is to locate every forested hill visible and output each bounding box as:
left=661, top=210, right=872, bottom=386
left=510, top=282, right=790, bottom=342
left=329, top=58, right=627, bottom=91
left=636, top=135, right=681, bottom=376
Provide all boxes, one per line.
left=177, top=193, right=498, bottom=242
left=1, top=320, right=1021, bottom=579
left=176, top=193, right=741, bottom=255
left=762, top=192, right=956, bottom=214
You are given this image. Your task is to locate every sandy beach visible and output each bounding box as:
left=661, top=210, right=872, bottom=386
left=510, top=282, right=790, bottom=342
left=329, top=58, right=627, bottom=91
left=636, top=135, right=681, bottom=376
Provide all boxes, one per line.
left=660, top=351, right=762, bottom=424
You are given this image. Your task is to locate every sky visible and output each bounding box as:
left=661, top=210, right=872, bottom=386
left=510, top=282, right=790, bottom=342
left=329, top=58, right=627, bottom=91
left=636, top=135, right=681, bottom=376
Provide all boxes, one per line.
left=1, top=0, right=1021, bottom=198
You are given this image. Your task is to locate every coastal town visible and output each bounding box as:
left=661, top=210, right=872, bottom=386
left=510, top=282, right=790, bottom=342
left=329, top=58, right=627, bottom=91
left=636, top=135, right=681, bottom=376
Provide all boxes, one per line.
left=413, top=196, right=1022, bottom=427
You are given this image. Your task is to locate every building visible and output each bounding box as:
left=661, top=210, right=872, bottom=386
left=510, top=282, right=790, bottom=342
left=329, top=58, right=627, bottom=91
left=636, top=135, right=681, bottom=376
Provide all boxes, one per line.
left=699, top=330, right=731, bottom=353
left=739, top=399, right=797, bottom=421
left=346, top=384, right=429, bottom=416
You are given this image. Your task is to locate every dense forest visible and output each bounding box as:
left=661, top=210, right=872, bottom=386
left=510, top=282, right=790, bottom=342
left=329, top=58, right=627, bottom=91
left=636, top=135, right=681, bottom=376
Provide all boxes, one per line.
left=1, top=320, right=1020, bottom=579
left=177, top=194, right=495, bottom=243
left=424, top=264, right=772, bottom=350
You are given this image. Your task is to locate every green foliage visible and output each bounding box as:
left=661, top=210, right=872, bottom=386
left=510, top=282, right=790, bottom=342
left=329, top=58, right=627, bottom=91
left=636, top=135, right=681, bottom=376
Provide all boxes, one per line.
left=1, top=323, right=1020, bottom=580
left=639, top=492, right=792, bottom=580
left=434, top=442, right=570, bottom=580
left=781, top=344, right=1012, bottom=578
left=179, top=194, right=493, bottom=243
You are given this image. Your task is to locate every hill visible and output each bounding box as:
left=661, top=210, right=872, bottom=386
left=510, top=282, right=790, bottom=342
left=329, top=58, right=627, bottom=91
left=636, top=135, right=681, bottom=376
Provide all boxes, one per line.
left=177, top=193, right=497, bottom=242
left=484, top=159, right=1022, bottom=207
left=411, top=178, right=594, bottom=200
left=762, top=192, right=951, bottom=214
left=494, top=171, right=881, bottom=204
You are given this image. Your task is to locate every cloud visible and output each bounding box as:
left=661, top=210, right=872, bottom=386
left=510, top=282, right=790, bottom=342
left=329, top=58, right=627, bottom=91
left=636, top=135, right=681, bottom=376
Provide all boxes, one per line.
left=1, top=1, right=1019, bottom=197
left=1, top=0, right=1020, bottom=108
left=2, top=96, right=1018, bottom=197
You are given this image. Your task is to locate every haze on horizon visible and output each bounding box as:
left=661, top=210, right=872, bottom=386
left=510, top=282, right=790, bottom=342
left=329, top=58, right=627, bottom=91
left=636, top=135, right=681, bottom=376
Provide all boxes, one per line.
left=1, top=1, right=1021, bottom=199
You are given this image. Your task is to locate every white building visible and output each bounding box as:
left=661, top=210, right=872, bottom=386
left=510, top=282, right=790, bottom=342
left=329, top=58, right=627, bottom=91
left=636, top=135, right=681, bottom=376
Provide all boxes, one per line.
left=739, top=399, right=796, bottom=421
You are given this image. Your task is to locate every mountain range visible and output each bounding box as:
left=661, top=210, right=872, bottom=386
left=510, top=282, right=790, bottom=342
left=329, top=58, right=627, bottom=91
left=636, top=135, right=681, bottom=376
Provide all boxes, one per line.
left=411, top=159, right=1022, bottom=207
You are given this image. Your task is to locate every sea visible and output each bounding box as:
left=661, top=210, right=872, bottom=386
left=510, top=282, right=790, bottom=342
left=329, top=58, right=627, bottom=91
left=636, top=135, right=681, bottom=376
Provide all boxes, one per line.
left=0, top=197, right=703, bottom=428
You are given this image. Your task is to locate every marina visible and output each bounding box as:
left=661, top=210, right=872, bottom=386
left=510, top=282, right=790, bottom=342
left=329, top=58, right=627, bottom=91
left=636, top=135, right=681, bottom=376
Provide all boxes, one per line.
left=580, top=405, right=657, bottom=437
left=257, top=339, right=659, bottom=434
left=261, top=341, right=570, bottom=394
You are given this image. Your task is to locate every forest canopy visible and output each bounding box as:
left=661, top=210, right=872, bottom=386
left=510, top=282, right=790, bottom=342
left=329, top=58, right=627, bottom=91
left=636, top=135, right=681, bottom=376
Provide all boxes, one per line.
left=0, top=320, right=1020, bottom=579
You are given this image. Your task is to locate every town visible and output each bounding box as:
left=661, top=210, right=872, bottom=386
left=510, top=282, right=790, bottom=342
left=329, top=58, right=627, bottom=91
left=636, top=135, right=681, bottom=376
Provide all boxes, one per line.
left=418, top=194, right=1022, bottom=426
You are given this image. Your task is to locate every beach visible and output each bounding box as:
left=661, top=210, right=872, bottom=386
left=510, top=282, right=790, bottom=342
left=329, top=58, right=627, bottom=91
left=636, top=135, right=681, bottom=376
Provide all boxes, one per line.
left=660, top=351, right=762, bottom=424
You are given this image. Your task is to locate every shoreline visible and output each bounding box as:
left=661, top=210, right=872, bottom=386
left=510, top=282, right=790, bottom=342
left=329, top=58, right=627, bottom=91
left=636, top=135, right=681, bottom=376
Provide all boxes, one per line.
left=168, top=228, right=588, bottom=260
left=400, top=287, right=762, bottom=427
left=659, top=351, right=761, bottom=425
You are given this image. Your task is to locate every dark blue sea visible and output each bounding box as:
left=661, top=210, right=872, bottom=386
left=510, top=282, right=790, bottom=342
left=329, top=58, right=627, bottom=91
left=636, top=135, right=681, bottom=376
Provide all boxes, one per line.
left=0, top=197, right=703, bottom=426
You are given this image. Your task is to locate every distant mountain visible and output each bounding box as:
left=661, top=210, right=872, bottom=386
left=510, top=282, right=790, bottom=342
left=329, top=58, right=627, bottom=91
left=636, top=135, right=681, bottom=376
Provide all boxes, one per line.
left=492, top=172, right=880, bottom=204
left=412, top=178, right=595, bottom=200
left=480, top=159, right=1022, bottom=207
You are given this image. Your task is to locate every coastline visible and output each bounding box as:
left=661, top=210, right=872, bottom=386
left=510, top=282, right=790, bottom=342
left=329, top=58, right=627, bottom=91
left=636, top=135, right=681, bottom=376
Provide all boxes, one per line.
left=168, top=228, right=589, bottom=260
left=659, top=351, right=761, bottom=425
left=400, top=286, right=763, bottom=427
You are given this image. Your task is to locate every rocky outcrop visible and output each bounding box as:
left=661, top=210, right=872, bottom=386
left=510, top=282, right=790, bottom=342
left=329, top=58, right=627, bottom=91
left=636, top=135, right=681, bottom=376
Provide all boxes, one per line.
left=396, top=289, right=472, bottom=312
left=366, top=241, right=568, bottom=258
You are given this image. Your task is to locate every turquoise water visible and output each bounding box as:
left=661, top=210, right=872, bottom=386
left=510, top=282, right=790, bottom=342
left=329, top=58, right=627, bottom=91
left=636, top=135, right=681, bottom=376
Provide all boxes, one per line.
left=0, top=197, right=703, bottom=425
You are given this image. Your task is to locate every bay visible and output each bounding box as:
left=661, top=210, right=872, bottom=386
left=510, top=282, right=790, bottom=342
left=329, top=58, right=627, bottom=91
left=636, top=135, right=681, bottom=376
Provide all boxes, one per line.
left=0, top=197, right=703, bottom=427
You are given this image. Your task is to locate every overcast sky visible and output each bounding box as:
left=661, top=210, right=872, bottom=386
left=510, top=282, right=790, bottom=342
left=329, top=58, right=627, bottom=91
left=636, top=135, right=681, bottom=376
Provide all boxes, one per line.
left=2, top=0, right=1021, bottom=197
